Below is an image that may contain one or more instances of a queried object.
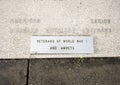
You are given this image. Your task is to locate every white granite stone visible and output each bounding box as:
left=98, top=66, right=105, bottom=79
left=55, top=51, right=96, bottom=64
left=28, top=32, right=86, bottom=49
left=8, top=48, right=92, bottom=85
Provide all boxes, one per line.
left=0, top=0, right=120, bottom=58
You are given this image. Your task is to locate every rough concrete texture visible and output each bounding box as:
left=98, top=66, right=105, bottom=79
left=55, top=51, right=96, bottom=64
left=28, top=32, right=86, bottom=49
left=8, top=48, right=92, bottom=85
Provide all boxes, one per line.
left=29, top=58, right=120, bottom=85
left=0, top=60, right=27, bottom=85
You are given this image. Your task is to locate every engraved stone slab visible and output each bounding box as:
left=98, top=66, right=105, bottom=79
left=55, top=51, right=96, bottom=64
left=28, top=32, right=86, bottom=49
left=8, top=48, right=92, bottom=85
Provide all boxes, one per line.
left=0, top=0, right=120, bottom=58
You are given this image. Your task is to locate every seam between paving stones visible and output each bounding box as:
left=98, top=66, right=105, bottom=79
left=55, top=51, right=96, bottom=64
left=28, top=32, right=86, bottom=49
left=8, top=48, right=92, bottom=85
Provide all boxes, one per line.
left=26, top=59, right=30, bottom=85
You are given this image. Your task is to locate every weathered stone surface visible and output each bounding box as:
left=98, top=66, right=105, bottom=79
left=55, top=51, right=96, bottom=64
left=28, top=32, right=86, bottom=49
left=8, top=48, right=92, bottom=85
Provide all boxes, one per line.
left=0, top=60, right=27, bottom=85
left=0, top=0, right=120, bottom=58
left=29, top=58, right=120, bottom=85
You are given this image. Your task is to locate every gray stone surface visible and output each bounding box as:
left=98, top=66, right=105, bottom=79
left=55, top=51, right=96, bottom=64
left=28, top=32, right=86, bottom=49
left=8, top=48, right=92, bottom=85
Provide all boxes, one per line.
left=29, top=58, right=120, bottom=85
left=0, top=58, right=120, bottom=85
left=0, top=60, right=27, bottom=85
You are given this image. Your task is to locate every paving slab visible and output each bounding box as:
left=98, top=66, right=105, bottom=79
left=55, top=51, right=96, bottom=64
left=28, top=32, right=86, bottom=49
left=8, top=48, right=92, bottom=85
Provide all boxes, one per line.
left=0, top=60, right=27, bottom=85
left=29, top=58, right=120, bottom=85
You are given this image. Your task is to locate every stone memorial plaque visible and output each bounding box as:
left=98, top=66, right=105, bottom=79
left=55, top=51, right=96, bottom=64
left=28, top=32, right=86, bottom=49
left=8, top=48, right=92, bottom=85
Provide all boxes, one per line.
left=0, top=0, right=120, bottom=58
